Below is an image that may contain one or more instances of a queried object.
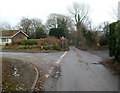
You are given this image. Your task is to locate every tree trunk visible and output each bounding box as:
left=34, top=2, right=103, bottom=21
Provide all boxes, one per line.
left=76, top=24, right=86, bottom=49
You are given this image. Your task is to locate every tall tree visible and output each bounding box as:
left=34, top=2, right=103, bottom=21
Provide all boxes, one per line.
left=35, top=27, right=47, bottom=39
left=17, top=17, right=32, bottom=35
left=46, top=13, right=58, bottom=29
left=46, top=13, right=74, bottom=39
left=46, top=13, right=74, bottom=31
left=49, top=28, right=65, bottom=39
left=69, top=2, right=90, bottom=48
left=17, top=17, right=44, bottom=38
left=57, top=18, right=69, bottom=38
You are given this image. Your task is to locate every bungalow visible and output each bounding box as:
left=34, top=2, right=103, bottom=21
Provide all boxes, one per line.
left=0, top=30, right=29, bottom=45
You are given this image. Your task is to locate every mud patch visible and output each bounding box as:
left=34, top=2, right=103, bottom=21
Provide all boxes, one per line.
left=101, top=58, right=120, bottom=74
left=2, top=57, right=37, bottom=92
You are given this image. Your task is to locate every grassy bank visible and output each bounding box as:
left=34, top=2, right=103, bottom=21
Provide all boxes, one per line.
left=2, top=57, right=37, bottom=92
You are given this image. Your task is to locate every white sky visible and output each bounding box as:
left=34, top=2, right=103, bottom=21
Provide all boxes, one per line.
left=0, top=0, right=119, bottom=27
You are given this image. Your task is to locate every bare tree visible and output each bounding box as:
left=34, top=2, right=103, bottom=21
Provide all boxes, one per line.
left=17, top=17, right=43, bottom=38
left=17, top=17, right=32, bottom=35
left=68, top=2, right=90, bottom=48
left=46, top=13, right=58, bottom=29
left=0, top=22, right=12, bottom=30
left=30, top=18, right=43, bottom=37
left=31, top=18, right=42, bottom=30
left=45, top=13, right=74, bottom=30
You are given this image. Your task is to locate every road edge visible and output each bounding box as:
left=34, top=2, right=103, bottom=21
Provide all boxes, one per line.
left=44, top=51, right=68, bottom=79
left=20, top=61, right=39, bottom=91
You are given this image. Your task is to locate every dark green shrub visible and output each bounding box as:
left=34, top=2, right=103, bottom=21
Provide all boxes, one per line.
left=99, top=36, right=108, bottom=46
left=52, top=45, right=61, bottom=50
left=43, top=46, right=52, bottom=50
left=109, top=21, right=120, bottom=61
left=99, top=22, right=109, bottom=46
left=49, top=28, right=65, bottom=39
left=21, top=39, right=37, bottom=45
left=84, top=30, right=97, bottom=48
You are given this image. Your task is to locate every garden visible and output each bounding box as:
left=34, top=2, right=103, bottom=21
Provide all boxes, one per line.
left=3, top=37, right=68, bottom=53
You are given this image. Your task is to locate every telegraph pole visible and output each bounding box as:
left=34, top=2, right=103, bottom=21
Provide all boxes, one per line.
left=118, top=1, right=120, bottom=21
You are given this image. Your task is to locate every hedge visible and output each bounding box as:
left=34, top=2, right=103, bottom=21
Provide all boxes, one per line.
left=109, top=21, right=120, bottom=61
left=21, top=39, right=37, bottom=45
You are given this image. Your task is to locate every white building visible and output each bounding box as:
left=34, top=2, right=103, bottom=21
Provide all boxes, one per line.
left=0, top=30, right=28, bottom=45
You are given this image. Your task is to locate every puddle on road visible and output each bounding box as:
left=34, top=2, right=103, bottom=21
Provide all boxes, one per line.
left=51, top=66, right=61, bottom=79
left=92, top=63, right=102, bottom=65
left=43, top=65, right=61, bottom=91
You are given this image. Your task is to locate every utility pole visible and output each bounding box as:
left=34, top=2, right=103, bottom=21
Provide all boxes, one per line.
left=118, top=1, right=120, bottom=21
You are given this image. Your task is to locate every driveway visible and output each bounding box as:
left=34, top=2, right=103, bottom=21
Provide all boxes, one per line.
left=44, top=47, right=118, bottom=91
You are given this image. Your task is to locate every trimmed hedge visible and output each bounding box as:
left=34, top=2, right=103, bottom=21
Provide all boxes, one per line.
left=109, top=21, right=120, bottom=61
left=21, top=39, right=37, bottom=45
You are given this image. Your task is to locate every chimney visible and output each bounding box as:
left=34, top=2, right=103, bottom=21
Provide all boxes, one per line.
left=118, top=1, right=120, bottom=21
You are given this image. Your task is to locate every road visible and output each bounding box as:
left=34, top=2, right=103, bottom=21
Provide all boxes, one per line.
left=1, top=52, right=64, bottom=80
left=44, top=47, right=118, bottom=91
left=1, top=47, right=118, bottom=91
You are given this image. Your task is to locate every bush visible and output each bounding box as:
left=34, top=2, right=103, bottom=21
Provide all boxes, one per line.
left=45, top=37, right=61, bottom=46
left=43, top=46, right=52, bottom=50
left=109, top=21, right=120, bottom=61
left=39, top=46, right=44, bottom=49
left=99, top=36, right=108, bottom=46
left=37, top=39, right=46, bottom=45
left=52, top=45, right=61, bottom=51
left=21, top=39, right=37, bottom=45
left=19, top=45, right=30, bottom=49
left=84, top=30, right=98, bottom=48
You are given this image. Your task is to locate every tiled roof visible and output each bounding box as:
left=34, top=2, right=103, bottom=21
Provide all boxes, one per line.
left=1, top=30, right=19, bottom=37
left=0, top=30, right=28, bottom=38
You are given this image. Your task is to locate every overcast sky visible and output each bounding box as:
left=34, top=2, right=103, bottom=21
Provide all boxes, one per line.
left=0, top=0, right=119, bottom=27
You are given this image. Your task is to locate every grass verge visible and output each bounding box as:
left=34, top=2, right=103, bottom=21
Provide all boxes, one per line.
left=101, top=58, right=120, bottom=74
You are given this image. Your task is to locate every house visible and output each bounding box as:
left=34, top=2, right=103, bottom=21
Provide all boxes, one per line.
left=0, top=30, right=29, bottom=45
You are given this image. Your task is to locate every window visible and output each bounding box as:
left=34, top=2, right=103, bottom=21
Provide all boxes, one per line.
left=2, top=38, right=8, bottom=42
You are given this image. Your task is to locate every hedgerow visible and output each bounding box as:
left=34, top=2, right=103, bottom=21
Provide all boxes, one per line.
left=109, top=21, right=120, bottom=62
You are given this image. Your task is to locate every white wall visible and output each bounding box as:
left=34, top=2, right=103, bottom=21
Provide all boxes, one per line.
left=0, top=38, right=12, bottom=45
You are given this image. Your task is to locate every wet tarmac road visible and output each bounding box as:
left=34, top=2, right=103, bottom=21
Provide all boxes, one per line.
left=1, top=47, right=119, bottom=91
left=44, top=47, right=118, bottom=91
left=1, top=52, right=64, bottom=77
